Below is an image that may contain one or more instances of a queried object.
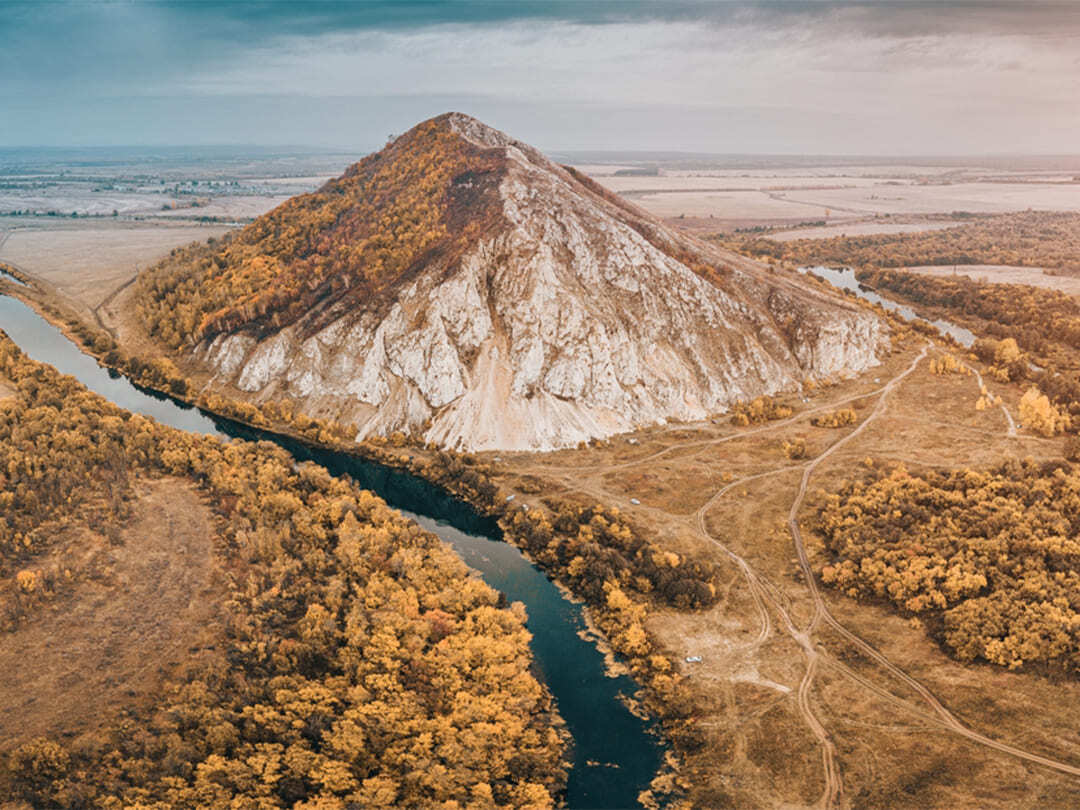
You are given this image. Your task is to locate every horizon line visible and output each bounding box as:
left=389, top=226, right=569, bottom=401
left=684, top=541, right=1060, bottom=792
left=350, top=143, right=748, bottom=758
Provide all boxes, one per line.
left=3, top=144, right=1080, bottom=162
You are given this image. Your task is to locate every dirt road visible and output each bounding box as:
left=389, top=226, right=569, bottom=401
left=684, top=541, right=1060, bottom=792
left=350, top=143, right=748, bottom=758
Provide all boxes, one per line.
left=514, top=343, right=1079, bottom=807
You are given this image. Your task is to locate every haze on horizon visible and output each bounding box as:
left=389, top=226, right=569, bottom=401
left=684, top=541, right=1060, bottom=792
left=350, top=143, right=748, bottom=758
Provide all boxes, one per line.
left=2, top=0, right=1078, bottom=156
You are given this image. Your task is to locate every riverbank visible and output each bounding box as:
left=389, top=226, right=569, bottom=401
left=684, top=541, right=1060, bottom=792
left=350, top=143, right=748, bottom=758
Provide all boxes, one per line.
left=0, top=264, right=950, bottom=808
left=0, top=286, right=679, bottom=808
left=0, top=326, right=570, bottom=808
left=11, top=264, right=1079, bottom=807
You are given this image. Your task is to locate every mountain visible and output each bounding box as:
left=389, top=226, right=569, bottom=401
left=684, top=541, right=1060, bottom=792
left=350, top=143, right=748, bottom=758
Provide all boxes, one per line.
left=133, top=113, right=886, bottom=451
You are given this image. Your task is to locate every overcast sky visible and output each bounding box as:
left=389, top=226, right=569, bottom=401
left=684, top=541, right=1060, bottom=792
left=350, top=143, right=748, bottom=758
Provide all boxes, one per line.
left=2, top=1, right=1078, bottom=154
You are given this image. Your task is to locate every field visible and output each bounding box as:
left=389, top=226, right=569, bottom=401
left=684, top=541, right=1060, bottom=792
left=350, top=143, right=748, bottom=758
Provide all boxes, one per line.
left=0, top=479, right=226, bottom=749
left=905, top=264, right=1080, bottom=297
left=149, top=194, right=295, bottom=221
left=0, top=149, right=357, bottom=325
left=0, top=222, right=227, bottom=310
left=771, top=221, right=965, bottom=242
left=628, top=189, right=835, bottom=220
left=478, top=332, right=1080, bottom=807
left=607, top=179, right=1080, bottom=224
left=0, top=146, right=354, bottom=220
left=577, top=159, right=1080, bottom=234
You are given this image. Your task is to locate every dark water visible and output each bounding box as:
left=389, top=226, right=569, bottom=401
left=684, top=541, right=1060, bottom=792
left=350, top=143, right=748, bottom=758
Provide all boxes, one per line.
left=800, top=265, right=977, bottom=347
left=0, top=293, right=664, bottom=809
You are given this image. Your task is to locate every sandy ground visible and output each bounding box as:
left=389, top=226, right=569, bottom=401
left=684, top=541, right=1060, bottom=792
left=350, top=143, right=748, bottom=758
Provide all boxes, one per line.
left=0, top=479, right=226, bottom=751
left=770, top=220, right=964, bottom=241
left=905, top=264, right=1080, bottom=296
left=0, top=223, right=228, bottom=308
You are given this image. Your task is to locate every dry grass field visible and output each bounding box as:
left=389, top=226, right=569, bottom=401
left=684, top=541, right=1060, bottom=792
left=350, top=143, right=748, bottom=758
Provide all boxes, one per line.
left=0, top=479, right=227, bottom=751
left=582, top=166, right=1080, bottom=226
left=478, top=329, right=1080, bottom=807
left=594, top=175, right=887, bottom=193
left=631, top=189, right=833, bottom=220
left=905, top=264, right=1080, bottom=297
left=771, top=221, right=965, bottom=241
left=151, top=194, right=293, bottom=221
left=0, top=223, right=226, bottom=309
left=779, top=182, right=1080, bottom=217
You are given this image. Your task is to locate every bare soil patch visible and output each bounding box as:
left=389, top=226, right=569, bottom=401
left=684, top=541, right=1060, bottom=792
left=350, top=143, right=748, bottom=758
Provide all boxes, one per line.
left=0, top=478, right=226, bottom=751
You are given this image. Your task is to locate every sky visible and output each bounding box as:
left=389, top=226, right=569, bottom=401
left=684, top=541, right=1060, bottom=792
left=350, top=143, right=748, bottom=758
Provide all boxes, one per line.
left=2, top=1, right=1079, bottom=154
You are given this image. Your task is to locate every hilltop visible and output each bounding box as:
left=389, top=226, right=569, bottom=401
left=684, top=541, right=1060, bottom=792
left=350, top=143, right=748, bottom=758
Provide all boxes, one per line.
left=132, top=113, right=885, bottom=451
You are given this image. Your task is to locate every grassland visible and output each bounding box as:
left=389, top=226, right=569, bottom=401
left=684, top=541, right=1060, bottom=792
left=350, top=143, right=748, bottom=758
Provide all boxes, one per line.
left=581, top=163, right=1080, bottom=235
left=770, top=221, right=965, bottom=242
left=468, top=327, right=1080, bottom=807
left=0, top=480, right=226, bottom=749
left=905, top=265, right=1080, bottom=297
left=592, top=175, right=1080, bottom=223
left=5, top=153, right=1080, bottom=807
left=0, top=222, right=228, bottom=309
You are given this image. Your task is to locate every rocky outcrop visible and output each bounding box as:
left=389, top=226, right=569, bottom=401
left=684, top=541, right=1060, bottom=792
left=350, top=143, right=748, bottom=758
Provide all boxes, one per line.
left=194, top=113, right=886, bottom=451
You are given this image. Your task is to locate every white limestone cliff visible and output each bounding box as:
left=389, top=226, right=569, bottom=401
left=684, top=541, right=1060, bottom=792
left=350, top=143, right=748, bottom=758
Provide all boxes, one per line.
left=196, top=113, right=886, bottom=451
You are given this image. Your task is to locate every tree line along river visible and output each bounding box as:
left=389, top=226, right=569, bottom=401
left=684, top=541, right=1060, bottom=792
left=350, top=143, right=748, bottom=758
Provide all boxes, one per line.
left=0, top=268, right=974, bottom=807
left=0, top=292, right=665, bottom=810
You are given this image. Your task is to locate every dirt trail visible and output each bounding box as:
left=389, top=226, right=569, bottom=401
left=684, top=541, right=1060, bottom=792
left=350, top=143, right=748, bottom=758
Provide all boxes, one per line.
left=518, top=343, right=1080, bottom=807
left=687, top=345, right=1080, bottom=806
left=966, top=362, right=1018, bottom=436
left=0, top=479, right=225, bottom=749
left=782, top=346, right=1080, bottom=796
left=574, top=382, right=902, bottom=476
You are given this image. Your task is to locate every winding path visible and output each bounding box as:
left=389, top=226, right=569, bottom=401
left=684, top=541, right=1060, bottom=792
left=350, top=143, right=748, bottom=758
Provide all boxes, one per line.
left=522, top=342, right=1080, bottom=807
left=782, top=346, right=1080, bottom=799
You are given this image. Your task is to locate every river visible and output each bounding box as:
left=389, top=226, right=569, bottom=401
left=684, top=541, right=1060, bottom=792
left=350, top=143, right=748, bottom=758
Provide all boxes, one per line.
left=0, top=293, right=665, bottom=809
left=799, top=265, right=977, bottom=347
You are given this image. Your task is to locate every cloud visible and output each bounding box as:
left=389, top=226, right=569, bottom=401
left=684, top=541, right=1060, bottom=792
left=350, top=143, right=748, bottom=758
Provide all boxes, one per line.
left=1, top=1, right=1078, bottom=152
